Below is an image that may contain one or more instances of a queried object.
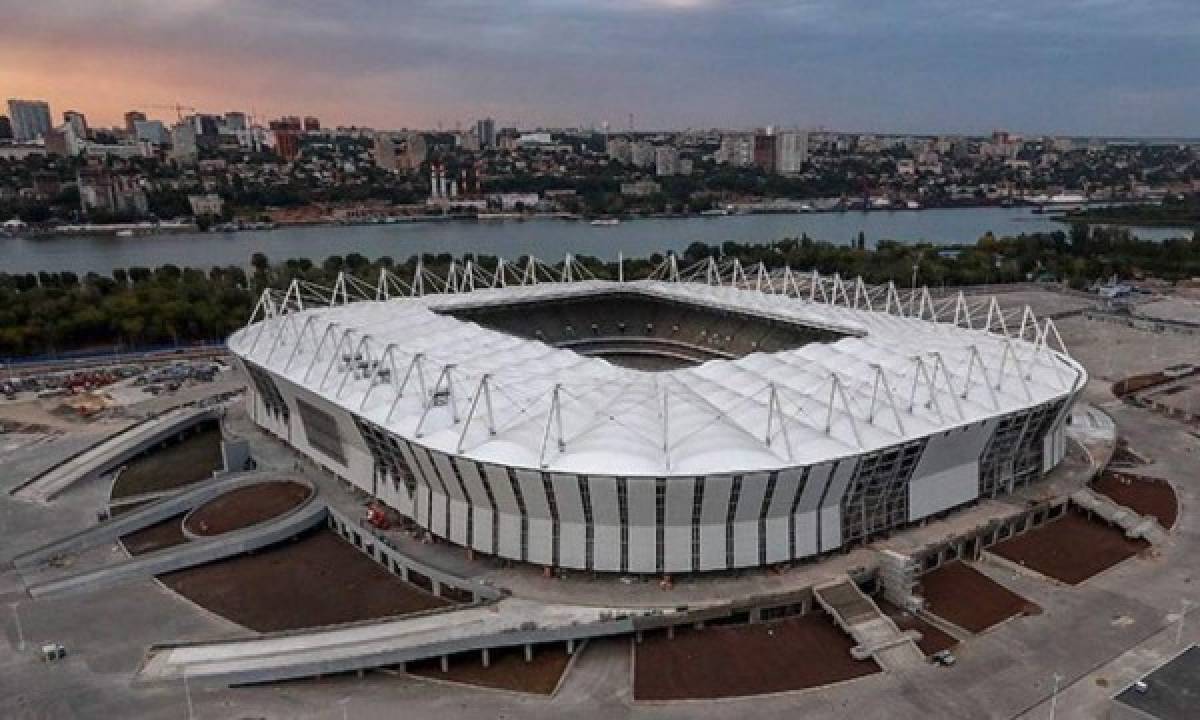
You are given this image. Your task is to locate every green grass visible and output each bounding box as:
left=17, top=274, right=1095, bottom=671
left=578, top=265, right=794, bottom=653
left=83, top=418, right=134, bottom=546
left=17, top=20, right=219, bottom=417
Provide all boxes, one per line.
left=110, top=423, right=223, bottom=499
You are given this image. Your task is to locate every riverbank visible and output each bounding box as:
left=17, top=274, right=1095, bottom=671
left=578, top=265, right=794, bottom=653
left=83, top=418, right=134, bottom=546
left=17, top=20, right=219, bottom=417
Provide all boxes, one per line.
left=1056, top=214, right=1199, bottom=228
left=0, top=199, right=1094, bottom=239
left=1058, top=198, right=1200, bottom=228
left=1, top=206, right=1193, bottom=277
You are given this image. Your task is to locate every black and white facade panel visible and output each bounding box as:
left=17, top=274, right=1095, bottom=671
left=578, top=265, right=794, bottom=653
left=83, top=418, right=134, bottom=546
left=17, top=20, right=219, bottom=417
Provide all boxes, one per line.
left=231, top=272, right=1083, bottom=574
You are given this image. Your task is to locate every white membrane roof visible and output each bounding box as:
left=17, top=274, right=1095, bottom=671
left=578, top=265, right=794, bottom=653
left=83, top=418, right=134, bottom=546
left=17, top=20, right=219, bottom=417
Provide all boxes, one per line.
left=230, top=278, right=1084, bottom=476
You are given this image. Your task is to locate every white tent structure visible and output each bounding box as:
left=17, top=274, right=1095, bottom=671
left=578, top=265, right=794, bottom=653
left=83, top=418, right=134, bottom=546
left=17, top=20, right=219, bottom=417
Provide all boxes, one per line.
left=230, top=256, right=1084, bottom=574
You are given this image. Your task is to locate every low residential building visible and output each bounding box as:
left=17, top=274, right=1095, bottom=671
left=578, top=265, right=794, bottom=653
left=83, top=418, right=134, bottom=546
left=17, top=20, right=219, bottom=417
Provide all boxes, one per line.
left=631, top=141, right=656, bottom=169
left=620, top=179, right=661, bottom=197
left=77, top=166, right=148, bottom=216
left=655, top=146, right=680, bottom=176
left=374, top=132, right=426, bottom=172
left=188, top=193, right=224, bottom=217
left=717, top=133, right=754, bottom=167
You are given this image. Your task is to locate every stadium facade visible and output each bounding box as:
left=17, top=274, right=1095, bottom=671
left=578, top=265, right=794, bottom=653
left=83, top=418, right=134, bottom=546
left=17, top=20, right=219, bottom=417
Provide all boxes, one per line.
left=229, top=257, right=1084, bottom=575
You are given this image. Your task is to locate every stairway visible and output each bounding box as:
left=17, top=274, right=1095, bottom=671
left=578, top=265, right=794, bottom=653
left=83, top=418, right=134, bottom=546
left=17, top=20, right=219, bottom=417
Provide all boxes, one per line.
left=814, top=578, right=926, bottom=671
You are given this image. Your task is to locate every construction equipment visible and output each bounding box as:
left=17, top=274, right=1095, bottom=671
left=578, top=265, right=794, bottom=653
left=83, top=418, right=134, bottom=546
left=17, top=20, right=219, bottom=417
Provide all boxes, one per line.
left=366, top=504, right=390, bottom=530
left=140, top=103, right=198, bottom=122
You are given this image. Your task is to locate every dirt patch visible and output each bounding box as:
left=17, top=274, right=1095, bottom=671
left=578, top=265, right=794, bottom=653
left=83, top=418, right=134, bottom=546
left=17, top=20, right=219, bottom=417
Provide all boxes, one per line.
left=184, top=481, right=310, bottom=536
left=121, top=514, right=188, bottom=555
left=408, top=644, right=574, bottom=695
left=1113, top=372, right=1167, bottom=397
left=989, top=510, right=1148, bottom=585
left=111, top=422, right=223, bottom=499
left=633, top=614, right=879, bottom=701
left=875, top=598, right=957, bottom=657
left=1093, top=472, right=1178, bottom=529
left=158, top=528, right=451, bottom=632
left=917, top=561, right=1040, bottom=634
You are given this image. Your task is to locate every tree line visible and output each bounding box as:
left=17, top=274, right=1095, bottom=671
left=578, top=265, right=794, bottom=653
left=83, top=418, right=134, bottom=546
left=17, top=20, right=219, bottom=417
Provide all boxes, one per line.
left=1, top=223, right=1197, bottom=358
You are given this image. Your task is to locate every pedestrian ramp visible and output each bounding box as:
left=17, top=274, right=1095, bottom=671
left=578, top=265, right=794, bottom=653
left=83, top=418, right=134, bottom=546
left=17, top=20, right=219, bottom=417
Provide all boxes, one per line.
left=136, top=598, right=643, bottom=687
left=13, top=471, right=289, bottom=569
left=24, top=492, right=325, bottom=599
left=12, top=406, right=217, bottom=504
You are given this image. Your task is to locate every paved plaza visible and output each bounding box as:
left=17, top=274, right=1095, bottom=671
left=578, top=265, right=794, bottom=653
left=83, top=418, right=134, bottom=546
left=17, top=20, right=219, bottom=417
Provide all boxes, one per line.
left=2, top=297, right=1199, bottom=719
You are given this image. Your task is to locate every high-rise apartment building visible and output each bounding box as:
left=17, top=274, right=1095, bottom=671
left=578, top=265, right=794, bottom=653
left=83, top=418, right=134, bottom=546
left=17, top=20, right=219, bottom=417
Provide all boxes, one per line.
left=134, top=120, right=171, bottom=146
left=269, top=117, right=304, bottom=161
left=775, top=130, right=809, bottom=175
left=7, top=99, right=53, bottom=143
left=476, top=117, right=496, bottom=148
left=124, top=111, right=148, bottom=137
left=223, top=112, right=248, bottom=132
left=273, top=131, right=301, bottom=161
left=753, top=132, right=776, bottom=174
left=170, top=122, right=199, bottom=164
left=62, top=110, right=89, bottom=140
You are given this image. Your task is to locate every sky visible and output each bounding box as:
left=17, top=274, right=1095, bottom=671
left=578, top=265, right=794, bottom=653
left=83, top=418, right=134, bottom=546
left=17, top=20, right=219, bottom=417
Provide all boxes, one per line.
left=2, top=0, right=1199, bottom=137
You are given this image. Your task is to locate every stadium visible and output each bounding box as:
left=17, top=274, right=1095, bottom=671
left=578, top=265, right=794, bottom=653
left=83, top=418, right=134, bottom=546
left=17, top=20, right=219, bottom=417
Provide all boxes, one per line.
left=229, top=255, right=1085, bottom=576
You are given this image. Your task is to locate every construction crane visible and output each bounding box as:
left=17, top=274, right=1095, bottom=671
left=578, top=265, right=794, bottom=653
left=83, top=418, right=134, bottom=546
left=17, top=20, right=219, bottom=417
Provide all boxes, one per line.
left=140, top=103, right=198, bottom=122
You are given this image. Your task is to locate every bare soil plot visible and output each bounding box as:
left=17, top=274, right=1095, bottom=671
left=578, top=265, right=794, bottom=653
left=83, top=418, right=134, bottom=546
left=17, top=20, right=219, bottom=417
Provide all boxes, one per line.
left=121, top=514, right=188, bottom=555
left=158, top=528, right=451, bottom=632
left=1113, top=372, right=1167, bottom=397
left=1093, top=472, right=1178, bottom=529
left=633, top=614, right=879, bottom=701
left=917, top=561, right=1040, bottom=634
left=408, top=644, right=574, bottom=695
left=875, top=598, right=957, bottom=657
left=989, top=510, right=1148, bottom=585
left=110, top=422, right=222, bottom=498
left=184, top=481, right=311, bottom=536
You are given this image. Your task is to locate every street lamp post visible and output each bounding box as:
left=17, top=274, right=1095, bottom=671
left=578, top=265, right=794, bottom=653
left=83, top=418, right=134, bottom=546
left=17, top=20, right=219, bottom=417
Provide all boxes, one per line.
left=10, top=602, right=24, bottom=652
left=910, top=261, right=920, bottom=315
left=183, top=668, right=194, bottom=720
left=1049, top=672, right=1063, bottom=720
left=1176, top=599, right=1193, bottom=645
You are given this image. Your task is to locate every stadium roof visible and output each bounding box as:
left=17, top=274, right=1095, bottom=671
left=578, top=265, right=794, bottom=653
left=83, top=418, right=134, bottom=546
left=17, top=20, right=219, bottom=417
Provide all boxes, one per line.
left=230, top=256, right=1084, bottom=477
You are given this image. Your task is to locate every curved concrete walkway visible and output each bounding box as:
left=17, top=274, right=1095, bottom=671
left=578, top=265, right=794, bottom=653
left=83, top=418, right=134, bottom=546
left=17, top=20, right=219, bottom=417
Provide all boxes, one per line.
left=13, top=471, right=300, bottom=569
left=11, top=406, right=219, bottom=504
left=26, top=492, right=325, bottom=599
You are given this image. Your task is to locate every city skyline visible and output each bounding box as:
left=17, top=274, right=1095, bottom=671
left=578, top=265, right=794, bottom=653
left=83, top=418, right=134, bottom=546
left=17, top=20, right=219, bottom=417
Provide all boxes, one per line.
left=4, top=0, right=1199, bottom=137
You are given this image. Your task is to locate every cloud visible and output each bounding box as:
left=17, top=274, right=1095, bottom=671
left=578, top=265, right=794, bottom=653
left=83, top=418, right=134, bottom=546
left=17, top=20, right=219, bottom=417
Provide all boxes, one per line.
left=1, top=0, right=1198, bottom=135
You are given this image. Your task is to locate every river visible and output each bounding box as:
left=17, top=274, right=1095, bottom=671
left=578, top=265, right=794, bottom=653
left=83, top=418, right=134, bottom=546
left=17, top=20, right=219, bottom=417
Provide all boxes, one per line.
left=0, top=207, right=1191, bottom=275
